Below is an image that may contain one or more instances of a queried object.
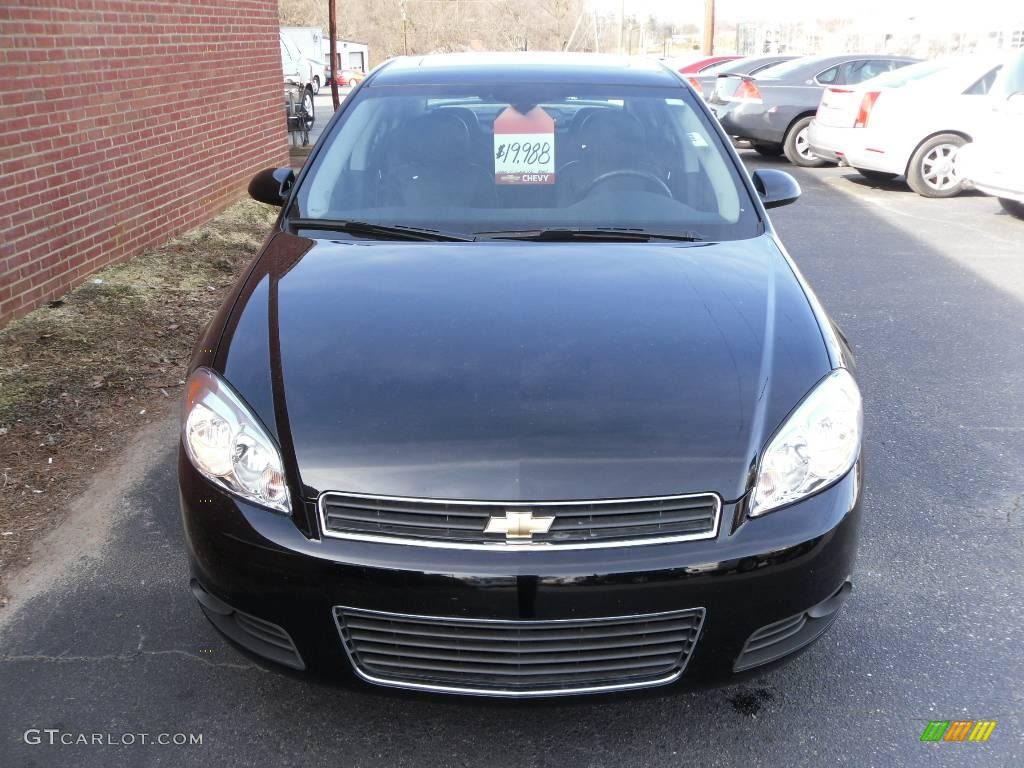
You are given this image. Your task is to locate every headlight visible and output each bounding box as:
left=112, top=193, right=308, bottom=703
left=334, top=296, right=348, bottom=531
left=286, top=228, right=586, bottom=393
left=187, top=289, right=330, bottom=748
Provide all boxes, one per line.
left=749, top=369, right=862, bottom=517
left=182, top=368, right=290, bottom=513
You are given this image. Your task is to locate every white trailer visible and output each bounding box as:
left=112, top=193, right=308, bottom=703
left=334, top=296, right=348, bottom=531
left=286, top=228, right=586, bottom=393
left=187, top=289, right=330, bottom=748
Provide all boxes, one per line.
left=281, top=26, right=326, bottom=94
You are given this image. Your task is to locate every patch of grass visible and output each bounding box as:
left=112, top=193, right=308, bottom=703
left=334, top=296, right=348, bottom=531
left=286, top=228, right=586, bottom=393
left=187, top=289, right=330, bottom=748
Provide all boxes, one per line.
left=0, top=197, right=278, bottom=596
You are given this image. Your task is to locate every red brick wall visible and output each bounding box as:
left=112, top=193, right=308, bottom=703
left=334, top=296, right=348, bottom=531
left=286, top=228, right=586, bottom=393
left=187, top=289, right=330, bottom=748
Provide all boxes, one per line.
left=0, top=0, right=289, bottom=327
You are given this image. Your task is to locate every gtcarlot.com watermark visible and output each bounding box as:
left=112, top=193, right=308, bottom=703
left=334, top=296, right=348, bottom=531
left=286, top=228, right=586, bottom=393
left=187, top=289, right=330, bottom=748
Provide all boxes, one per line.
left=24, top=729, right=202, bottom=747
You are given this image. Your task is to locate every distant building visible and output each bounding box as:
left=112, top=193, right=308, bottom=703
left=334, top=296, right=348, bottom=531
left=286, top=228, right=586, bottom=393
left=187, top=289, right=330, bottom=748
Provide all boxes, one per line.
left=734, top=15, right=1024, bottom=57
left=322, top=40, right=370, bottom=73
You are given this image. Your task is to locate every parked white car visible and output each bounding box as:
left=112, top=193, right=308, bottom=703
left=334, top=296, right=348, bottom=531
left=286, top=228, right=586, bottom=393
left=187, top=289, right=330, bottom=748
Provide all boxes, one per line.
left=957, top=49, right=1024, bottom=219
left=282, top=26, right=326, bottom=94
left=807, top=56, right=1005, bottom=197
left=280, top=33, right=315, bottom=133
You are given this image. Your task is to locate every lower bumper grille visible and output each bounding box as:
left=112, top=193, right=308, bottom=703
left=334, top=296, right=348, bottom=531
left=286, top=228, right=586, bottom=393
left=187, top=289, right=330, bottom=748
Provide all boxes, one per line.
left=190, top=579, right=305, bottom=670
left=334, top=606, right=704, bottom=696
left=734, top=580, right=852, bottom=672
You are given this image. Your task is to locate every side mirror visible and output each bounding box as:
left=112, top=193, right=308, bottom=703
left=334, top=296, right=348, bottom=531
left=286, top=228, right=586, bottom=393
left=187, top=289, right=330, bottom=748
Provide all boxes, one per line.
left=752, top=168, right=801, bottom=209
left=248, top=167, right=295, bottom=206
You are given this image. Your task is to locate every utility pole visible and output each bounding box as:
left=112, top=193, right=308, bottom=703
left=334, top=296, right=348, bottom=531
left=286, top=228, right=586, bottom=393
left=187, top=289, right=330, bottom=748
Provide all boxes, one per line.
left=702, top=0, right=715, bottom=55
left=401, top=1, right=408, bottom=55
left=329, top=0, right=340, bottom=111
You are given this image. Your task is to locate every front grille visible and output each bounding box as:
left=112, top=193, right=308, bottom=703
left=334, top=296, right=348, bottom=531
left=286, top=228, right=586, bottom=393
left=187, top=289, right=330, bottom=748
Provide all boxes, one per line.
left=334, top=607, right=705, bottom=696
left=318, top=492, right=720, bottom=549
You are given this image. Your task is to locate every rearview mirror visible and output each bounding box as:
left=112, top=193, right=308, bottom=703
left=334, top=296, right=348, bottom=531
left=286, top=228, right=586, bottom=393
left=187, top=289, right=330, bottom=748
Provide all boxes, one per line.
left=248, top=167, right=296, bottom=206
left=752, top=168, right=801, bottom=209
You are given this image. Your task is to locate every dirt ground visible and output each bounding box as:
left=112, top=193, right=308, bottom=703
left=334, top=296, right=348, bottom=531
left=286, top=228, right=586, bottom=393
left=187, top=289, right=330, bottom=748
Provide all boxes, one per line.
left=0, top=198, right=278, bottom=599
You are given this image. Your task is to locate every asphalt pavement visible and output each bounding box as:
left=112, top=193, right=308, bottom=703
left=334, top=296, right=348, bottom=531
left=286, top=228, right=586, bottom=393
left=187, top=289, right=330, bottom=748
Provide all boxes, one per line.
left=1, top=156, right=1022, bottom=767
left=305, top=86, right=349, bottom=146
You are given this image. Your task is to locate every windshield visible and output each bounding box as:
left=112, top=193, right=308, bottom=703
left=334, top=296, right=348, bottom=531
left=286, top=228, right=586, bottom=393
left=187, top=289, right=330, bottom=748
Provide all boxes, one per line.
left=294, top=83, right=760, bottom=241
left=888, top=58, right=1002, bottom=92
left=863, top=58, right=955, bottom=88
left=994, top=48, right=1024, bottom=98
left=753, top=57, right=826, bottom=79
left=699, top=57, right=750, bottom=75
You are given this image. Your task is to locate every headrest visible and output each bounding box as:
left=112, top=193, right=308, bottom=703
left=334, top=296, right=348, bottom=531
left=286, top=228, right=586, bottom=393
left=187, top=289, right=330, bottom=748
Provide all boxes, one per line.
left=393, top=111, right=470, bottom=163
left=438, top=107, right=480, bottom=136
left=577, top=110, right=645, bottom=155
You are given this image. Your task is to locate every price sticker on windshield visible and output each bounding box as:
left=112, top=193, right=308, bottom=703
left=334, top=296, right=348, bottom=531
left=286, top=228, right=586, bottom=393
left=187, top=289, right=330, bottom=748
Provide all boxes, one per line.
left=493, top=106, right=555, bottom=185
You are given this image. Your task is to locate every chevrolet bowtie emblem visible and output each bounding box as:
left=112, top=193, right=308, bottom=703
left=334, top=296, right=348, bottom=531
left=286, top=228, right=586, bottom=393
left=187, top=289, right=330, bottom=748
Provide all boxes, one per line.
left=484, top=509, right=555, bottom=542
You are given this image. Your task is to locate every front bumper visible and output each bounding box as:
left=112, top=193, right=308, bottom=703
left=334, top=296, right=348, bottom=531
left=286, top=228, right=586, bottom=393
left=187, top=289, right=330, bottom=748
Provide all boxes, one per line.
left=180, top=451, right=862, bottom=696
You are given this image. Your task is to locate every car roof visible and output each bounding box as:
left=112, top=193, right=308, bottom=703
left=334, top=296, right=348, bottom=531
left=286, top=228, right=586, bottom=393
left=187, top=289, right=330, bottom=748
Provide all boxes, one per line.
left=758, top=53, right=918, bottom=79
left=369, top=52, right=684, bottom=87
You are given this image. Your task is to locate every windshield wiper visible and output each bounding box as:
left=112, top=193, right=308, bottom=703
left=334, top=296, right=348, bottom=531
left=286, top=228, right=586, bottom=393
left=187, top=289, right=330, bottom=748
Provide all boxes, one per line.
left=288, top=218, right=475, bottom=242
left=475, top=227, right=705, bottom=243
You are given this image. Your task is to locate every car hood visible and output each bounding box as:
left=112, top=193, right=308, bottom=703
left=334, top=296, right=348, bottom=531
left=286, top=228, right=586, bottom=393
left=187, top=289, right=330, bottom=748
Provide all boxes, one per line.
left=219, top=232, right=833, bottom=502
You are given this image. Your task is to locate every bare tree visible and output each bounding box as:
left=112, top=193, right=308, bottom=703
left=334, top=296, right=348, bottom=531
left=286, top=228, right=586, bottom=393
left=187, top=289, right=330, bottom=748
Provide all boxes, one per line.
left=280, top=0, right=586, bottom=59
left=279, top=0, right=328, bottom=28
left=535, top=0, right=582, bottom=50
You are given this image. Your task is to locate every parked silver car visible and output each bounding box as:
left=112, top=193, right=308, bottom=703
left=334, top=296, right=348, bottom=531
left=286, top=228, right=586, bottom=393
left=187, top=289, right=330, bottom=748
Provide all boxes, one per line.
left=707, top=54, right=919, bottom=166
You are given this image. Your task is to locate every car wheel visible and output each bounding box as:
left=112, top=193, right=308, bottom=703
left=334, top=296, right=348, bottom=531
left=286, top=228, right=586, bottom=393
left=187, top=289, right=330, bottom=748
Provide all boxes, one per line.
left=999, top=198, right=1024, bottom=219
left=783, top=116, right=826, bottom=167
left=854, top=168, right=898, bottom=182
left=752, top=142, right=784, bottom=157
left=346, top=78, right=356, bottom=87
left=301, top=87, right=315, bottom=132
left=906, top=133, right=966, bottom=198
left=311, top=76, right=320, bottom=95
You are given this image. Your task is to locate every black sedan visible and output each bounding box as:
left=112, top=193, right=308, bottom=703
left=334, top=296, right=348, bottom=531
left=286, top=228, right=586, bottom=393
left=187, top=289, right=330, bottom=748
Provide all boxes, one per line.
left=707, top=53, right=918, bottom=166
left=180, top=53, right=863, bottom=697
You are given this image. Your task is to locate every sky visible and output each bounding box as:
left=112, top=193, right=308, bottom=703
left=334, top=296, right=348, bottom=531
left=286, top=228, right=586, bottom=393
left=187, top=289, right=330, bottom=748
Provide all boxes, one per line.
left=591, top=0, right=1024, bottom=26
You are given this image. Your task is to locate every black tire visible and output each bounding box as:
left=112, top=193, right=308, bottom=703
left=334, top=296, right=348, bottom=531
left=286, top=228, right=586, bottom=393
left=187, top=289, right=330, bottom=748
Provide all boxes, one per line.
left=783, top=116, right=826, bottom=167
left=906, top=133, right=966, bottom=198
left=752, top=142, right=784, bottom=157
left=998, top=198, right=1024, bottom=220
left=854, top=168, right=898, bottom=182
left=311, top=76, right=320, bottom=95
left=301, top=87, right=315, bottom=132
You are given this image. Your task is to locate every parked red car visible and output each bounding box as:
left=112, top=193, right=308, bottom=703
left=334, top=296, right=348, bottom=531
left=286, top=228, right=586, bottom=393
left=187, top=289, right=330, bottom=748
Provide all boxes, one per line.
left=677, top=55, right=742, bottom=74
left=330, top=69, right=366, bottom=87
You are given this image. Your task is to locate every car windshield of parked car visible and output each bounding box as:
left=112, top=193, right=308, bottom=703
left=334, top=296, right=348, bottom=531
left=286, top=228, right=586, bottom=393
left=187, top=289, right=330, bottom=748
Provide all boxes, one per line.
left=995, top=49, right=1024, bottom=97
left=894, top=59, right=1002, bottom=93
left=700, top=58, right=749, bottom=75
left=294, top=83, right=760, bottom=241
left=751, top=57, right=823, bottom=79
left=862, top=59, right=956, bottom=88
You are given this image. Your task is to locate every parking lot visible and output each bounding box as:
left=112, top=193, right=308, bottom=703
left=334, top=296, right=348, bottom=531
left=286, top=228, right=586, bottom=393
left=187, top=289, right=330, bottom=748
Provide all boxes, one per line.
left=1, top=153, right=1022, bottom=767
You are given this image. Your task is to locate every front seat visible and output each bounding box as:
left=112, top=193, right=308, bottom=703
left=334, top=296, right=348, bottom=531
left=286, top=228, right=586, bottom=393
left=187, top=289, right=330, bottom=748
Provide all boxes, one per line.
left=381, top=112, right=497, bottom=208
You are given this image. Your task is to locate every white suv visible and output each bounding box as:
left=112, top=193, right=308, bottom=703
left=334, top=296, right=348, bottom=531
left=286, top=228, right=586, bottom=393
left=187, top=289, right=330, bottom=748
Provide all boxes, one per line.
left=281, top=34, right=315, bottom=133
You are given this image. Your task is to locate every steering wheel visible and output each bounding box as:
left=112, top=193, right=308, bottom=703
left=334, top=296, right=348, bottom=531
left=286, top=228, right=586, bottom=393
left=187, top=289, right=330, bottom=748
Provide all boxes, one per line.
left=582, top=170, right=673, bottom=199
